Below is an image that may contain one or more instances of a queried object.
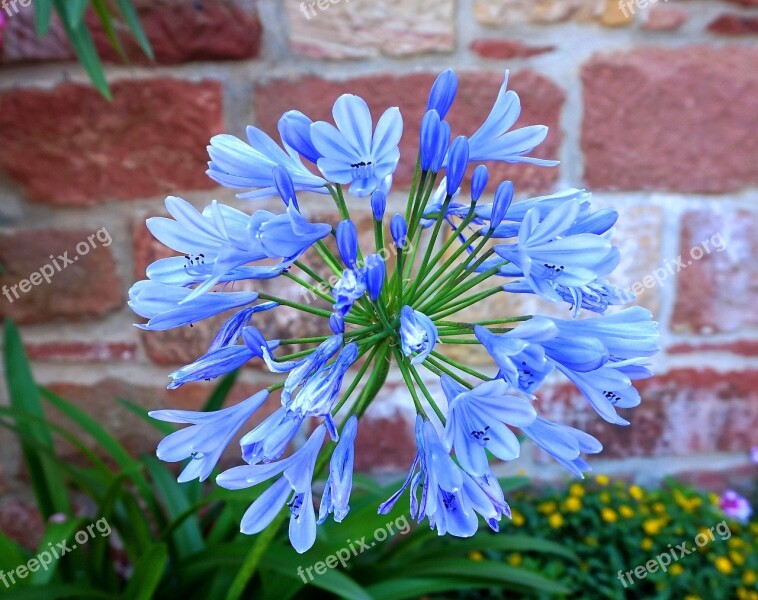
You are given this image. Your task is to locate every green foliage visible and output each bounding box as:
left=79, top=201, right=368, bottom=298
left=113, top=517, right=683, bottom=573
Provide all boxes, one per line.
left=32, top=0, right=153, bottom=99
left=481, top=476, right=758, bottom=600
left=0, top=321, right=571, bottom=599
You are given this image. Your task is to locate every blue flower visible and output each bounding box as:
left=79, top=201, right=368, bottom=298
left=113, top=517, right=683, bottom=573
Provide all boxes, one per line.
left=370, top=190, right=386, bottom=221
left=249, top=205, right=332, bottom=262
left=151, top=390, right=269, bottom=482
left=446, top=136, right=469, bottom=195
left=240, top=406, right=304, bottom=465
left=217, top=425, right=326, bottom=553
left=399, top=306, right=438, bottom=365
left=168, top=326, right=276, bottom=389
left=208, top=304, right=279, bottom=352
left=379, top=418, right=510, bottom=536
left=470, top=165, right=489, bottom=202
left=419, top=109, right=451, bottom=173
left=129, top=280, right=258, bottom=331
left=310, top=94, right=403, bottom=197
left=427, top=69, right=458, bottom=119
left=474, top=319, right=557, bottom=393
left=467, top=71, right=558, bottom=166
left=207, top=122, right=328, bottom=200
left=319, top=416, right=358, bottom=524
left=365, top=254, right=386, bottom=301
left=494, top=199, right=620, bottom=305
left=390, top=213, right=408, bottom=249
left=521, top=417, right=602, bottom=478
left=503, top=278, right=629, bottom=317
left=442, top=376, right=536, bottom=476
left=336, top=219, right=359, bottom=268
left=485, top=180, right=513, bottom=232
left=333, top=269, right=367, bottom=317
left=279, top=110, right=322, bottom=164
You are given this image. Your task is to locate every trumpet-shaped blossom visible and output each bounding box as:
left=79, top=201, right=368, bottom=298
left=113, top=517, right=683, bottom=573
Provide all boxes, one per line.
left=399, top=306, right=438, bottom=365
left=218, top=426, right=326, bottom=553
left=136, top=68, right=659, bottom=553
left=443, top=376, right=537, bottom=476
left=310, top=94, right=402, bottom=197
left=319, top=416, right=358, bottom=524
left=151, top=390, right=269, bottom=483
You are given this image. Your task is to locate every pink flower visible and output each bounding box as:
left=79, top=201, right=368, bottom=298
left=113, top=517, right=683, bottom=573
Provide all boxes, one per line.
left=720, top=490, right=753, bottom=523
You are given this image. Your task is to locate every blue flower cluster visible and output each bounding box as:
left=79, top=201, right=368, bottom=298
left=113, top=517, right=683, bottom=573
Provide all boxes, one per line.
left=131, top=69, right=659, bottom=553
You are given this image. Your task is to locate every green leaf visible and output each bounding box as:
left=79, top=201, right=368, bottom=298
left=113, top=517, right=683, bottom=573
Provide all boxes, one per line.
left=54, top=1, right=111, bottom=100
left=0, top=531, right=28, bottom=573
left=3, top=320, right=70, bottom=518
left=30, top=518, right=86, bottom=585
left=115, top=0, right=154, bottom=59
left=91, top=0, right=126, bottom=60
left=63, top=0, right=89, bottom=27
left=121, top=544, right=168, bottom=600
left=422, top=534, right=579, bottom=562
left=116, top=398, right=174, bottom=435
left=203, top=369, right=240, bottom=412
left=144, top=457, right=204, bottom=558
left=34, top=0, right=54, bottom=36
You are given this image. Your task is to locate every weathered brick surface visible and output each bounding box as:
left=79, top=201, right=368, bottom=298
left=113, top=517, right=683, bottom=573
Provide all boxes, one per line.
left=91, top=0, right=262, bottom=64
left=470, top=40, right=555, bottom=59
left=255, top=71, right=563, bottom=193
left=285, top=0, right=455, bottom=59
left=26, top=342, right=138, bottom=363
left=643, top=6, right=688, bottom=31
left=582, top=46, right=758, bottom=192
left=536, top=370, right=758, bottom=459
left=2, top=0, right=261, bottom=64
left=707, top=14, right=758, bottom=35
left=0, top=79, right=222, bottom=205
left=667, top=340, right=758, bottom=357
left=474, top=0, right=632, bottom=26
left=672, top=209, right=758, bottom=334
left=0, top=229, right=123, bottom=324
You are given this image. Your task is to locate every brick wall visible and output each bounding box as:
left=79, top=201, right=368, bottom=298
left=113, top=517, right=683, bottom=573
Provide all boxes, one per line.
left=0, top=0, right=756, bottom=500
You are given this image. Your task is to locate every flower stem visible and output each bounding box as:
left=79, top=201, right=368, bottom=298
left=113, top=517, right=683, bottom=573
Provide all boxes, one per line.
left=391, top=346, right=428, bottom=418
left=430, top=287, right=502, bottom=320
left=429, top=350, right=490, bottom=381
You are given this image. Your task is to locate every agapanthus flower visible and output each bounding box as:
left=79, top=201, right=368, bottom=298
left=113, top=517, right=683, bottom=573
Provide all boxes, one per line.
left=135, top=69, right=659, bottom=553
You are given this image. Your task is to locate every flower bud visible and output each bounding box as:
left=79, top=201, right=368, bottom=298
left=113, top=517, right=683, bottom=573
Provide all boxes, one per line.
left=446, top=136, right=469, bottom=196
left=390, top=214, right=408, bottom=249
left=370, top=190, right=386, bottom=221
left=426, top=69, right=458, bottom=119
left=471, top=165, right=489, bottom=203
left=336, top=219, right=358, bottom=268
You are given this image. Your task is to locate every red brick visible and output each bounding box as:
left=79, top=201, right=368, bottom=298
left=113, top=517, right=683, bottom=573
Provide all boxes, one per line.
left=667, top=340, right=758, bottom=357
left=0, top=497, right=45, bottom=550
left=0, top=79, right=222, bottom=206
left=90, top=0, right=262, bottom=64
left=672, top=209, right=758, bottom=334
left=643, top=7, right=688, bottom=31
left=26, top=342, right=138, bottom=362
left=255, top=70, right=563, bottom=193
left=1, top=9, right=72, bottom=63
left=354, top=412, right=416, bottom=474
left=536, top=370, right=758, bottom=459
left=470, top=39, right=555, bottom=59
left=0, top=229, right=123, bottom=324
left=707, top=14, right=758, bottom=35
left=582, top=46, right=758, bottom=192
left=675, top=464, right=756, bottom=495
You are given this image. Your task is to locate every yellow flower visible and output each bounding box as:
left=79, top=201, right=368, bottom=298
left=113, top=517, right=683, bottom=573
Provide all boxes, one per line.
left=469, top=551, right=484, bottom=562
left=548, top=513, right=564, bottom=529
left=641, top=538, right=654, bottom=551
left=599, top=492, right=611, bottom=504
left=619, top=505, right=635, bottom=519
left=737, top=589, right=748, bottom=600
left=569, top=483, right=585, bottom=498
left=538, top=501, right=557, bottom=514
left=584, top=537, right=598, bottom=547
left=601, top=508, right=618, bottom=523
left=684, top=596, right=702, bottom=600
left=508, top=553, right=522, bottom=567
left=629, top=485, right=644, bottom=500
left=595, top=474, right=610, bottom=486
left=714, top=556, right=733, bottom=575
left=511, top=510, right=525, bottom=527
left=643, top=519, right=664, bottom=536
left=670, top=564, right=683, bottom=576
left=652, top=502, right=666, bottom=514
left=729, top=550, right=746, bottom=565
left=709, top=493, right=720, bottom=506
left=563, top=497, right=582, bottom=513
left=743, top=570, right=757, bottom=586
